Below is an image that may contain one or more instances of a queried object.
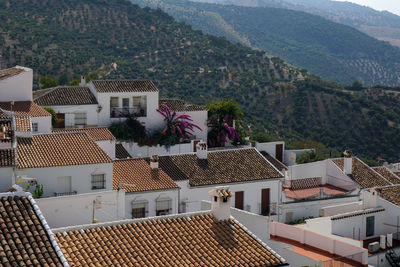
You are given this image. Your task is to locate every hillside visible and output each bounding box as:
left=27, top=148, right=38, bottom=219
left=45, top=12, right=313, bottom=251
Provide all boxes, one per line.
left=2, top=0, right=400, bottom=162
left=194, top=0, right=400, bottom=48
left=132, top=0, right=400, bottom=86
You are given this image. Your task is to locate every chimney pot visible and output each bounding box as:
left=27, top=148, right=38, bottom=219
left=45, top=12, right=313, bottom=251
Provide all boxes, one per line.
left=196, top=142, right=208, bottom=159
left=80, top=76, right=86, bottom=86
left=343, top=150, right=352, bottom=175
left=208, top=186, right=233, bottom=221
left=150, top=155, right=159, bottom=169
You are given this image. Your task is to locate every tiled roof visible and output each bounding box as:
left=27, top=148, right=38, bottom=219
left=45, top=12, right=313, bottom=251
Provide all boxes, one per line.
left=52, top=127, right=115, bottom=141
left=14, top=115, right=31, bottom=132
left=92, top=80, right=158, bottom=93
left=54, top=213, right=285, bottom=266
left=115, top=144, right=131, bottom=159
left=0, top=67, right=25, bottom=81
left=0, top=149, right=14, bottom=167
left=260, top=151, right=288, bottom=171
left=332, top=158, right=390, bottom=189
left=0, top=193, right=65, bottom=266
left=17, top=133, right=112, bottom=168
left=0, top=101, right=50, bottom=117
left=152, top=148, right=283, bottom=186
left=0, top=109, right=11, bottom=119
left=377, top=186, right=400, bottom=206
left=373, top=167, right=400, bottom=185
left=113, top=158, right=179, bottom=193
left=284, top=184, right=348, bottom=199
left=33, top=86, right=98, bottom=106
left=159, top=99, right=207, bottom=112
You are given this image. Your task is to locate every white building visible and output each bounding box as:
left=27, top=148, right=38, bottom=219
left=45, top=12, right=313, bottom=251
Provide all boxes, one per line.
left=113, top=156, right=179, bottom=219
left=150, top=144, right=285, bottom=216
left=4, top=132, right=114, bottom=197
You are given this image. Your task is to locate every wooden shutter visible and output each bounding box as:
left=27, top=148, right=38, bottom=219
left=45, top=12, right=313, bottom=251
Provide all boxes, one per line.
left=261, top=188, right=270, bottom=216
left=235, top=191, right=244, bottom=210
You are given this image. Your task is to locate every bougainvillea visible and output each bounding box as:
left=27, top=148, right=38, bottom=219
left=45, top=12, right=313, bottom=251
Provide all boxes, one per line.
left=157, top=103, right=202, bottom=143
left=208, top=114, right=240, bottom=147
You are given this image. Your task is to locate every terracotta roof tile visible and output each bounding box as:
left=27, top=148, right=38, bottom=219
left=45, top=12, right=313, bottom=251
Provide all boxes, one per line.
left=14, top=115, right=31, bottom=132
left=260, top=151, right=288, bottom=171
left=34, top=86, right=98, bottom=106
left=332, top=158, right=390, bottom=189
left=113, top=158, right=179, bottom=192
left=0, top=149, right=14, bottom=167
left=373, top=167, right=400, bottom=185
left=0, top=101, right=50, bottom=117
left=52, top=127, right=115, bottom=141
left=55, top=213, right=284, bottom=266
left=152, top=148, right=283, bottom=186
left=115, top=144, right=131, bottom=159
left=0, top=194, right=64, bottom=266
left=0, top=67, right=26, bottom=81
left=17, top=133, right=112, bottom=168
left=377, top=186, right=400, bottom=206
left=92, top=80, right=158, bottom=93
left=159, top=99, right=207, bottom=111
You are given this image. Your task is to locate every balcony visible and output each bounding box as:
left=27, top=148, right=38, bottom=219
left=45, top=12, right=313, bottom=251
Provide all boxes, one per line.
left=54, top=191, right=77, bottom=197
left=110, top=107, right=146, bottom=118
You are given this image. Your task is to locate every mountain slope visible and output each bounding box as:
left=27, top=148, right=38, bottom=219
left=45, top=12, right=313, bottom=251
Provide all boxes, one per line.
left=2, top=0, right=400, bottom=161
left=132, top=0, right=400, bottom=86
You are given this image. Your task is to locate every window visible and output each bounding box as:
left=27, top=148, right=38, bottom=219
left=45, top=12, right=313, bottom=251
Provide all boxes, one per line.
left=32, top=123, right=38, bottom=132
left=366, top=216, right=375, bottom=237
left=132, top=201, right=147, bottom=219
left=132, top=97, right=141, bottom=107
left=91, top=174, right=105, bottom=190
left=110, top=97, right=119, bottom=108
left=74, top=113, right=86, bottom=126
left=156, top=199, right=171, bottom=216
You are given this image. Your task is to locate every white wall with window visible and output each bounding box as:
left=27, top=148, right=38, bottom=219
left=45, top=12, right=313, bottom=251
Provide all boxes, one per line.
left=15, top=162, right=113, bottom=198
left=38, top=104, right=99, bottom=128
left=0, top=67, right=33, bottom=102
left=74, top=112, right=87, bottom=127
left=31, top=116, right=51, bottom=133
left=124, top=189, right=179, bottom=219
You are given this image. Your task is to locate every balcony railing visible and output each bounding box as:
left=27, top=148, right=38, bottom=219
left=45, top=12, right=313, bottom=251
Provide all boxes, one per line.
left=54, top=191, right=77, bottom=197
left=110, top=107, right=146, bottom=118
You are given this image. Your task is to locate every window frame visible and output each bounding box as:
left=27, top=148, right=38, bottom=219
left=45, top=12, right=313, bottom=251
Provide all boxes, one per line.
left=74, top=112, right=87, bottom=126
left=91, top=174, right=105, bottom=190
left=32, top=122, right=38, bottom=132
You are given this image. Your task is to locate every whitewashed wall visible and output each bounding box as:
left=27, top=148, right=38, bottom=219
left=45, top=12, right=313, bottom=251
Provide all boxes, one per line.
left=331, top=209, right=386, bottom=240
left=0, top=167, right=13, bottom=192
left=201, top=200, right=270, bottom=242
left=377, top=197, right=400, bottom=234
left=320, top=201, right=363, bottom=217
left=36, top=190, right=125, bottom=228
left=280, top=196, right=360, bottom=223
left=96, top=139, right=116, bottom=159
left=31, top=116, right=51, bottom=133
left=288, top=160, right=326, bottom=181
left=0, top=67, right=33, bottom=101
left=16, top=163, right=113, bottom=197
left=177, top=110, right=207, bottom=142
left=255, top=141, right=284, bottom=159
left=124, top=189, right=179, bottom=218
left=326, top=160, right=358, bottom=191
left=44, top=104, right=99, bottom=127
left=178, top=179, right=282, bottom=215
left=120, top=141, right=194, bottom=158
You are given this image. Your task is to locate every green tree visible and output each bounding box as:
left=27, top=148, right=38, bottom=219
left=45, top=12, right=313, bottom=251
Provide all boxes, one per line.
left=44, top=107, right=61, bottom=128
left=39, top=75, right=58, bottom=89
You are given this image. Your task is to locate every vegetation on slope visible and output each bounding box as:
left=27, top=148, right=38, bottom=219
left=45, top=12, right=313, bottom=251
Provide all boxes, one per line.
left=2, top=0, right=400, bottom=162
left=132, top=0, right=400, bottom=86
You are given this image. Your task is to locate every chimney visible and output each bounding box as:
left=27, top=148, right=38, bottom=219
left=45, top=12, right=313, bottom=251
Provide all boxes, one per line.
left=362, top=189, right=377, bottom=209
left=196, top=142, right=207, bottom=159
left=208, top=187, right=233, bottom=221
left=150, top=155, right=159, bottom=169
left=80, top=76, right=86, bottom=86
left=343, top=150, right=352, bottom=175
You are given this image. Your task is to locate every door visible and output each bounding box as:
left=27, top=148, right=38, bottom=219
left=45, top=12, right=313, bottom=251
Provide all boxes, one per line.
left=261, top=188, right=270, bottom=216
left=275, top=144, right=283, bottom=162
left=193, top=140, right=200, bottom=152
left=366, top=216, right=375, bottom=237
left=56, top=113, right=65, bottom=128
left=235, top=191, right=244, bottom=210
left=122, top=98, right=129, bottom=116
left=57, top=176, right=71, bottom=194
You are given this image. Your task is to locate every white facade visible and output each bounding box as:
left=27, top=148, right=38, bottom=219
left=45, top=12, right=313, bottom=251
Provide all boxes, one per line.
left=177, top=179, right=282, bottom=215
left=45, top=104, right=99, bottom=128
left=15, top=163, right=113, bottom=198
left=124, top=189, right=179, bottom=219
left=96, top=139, right=116, bottom=159
left=0, top=167, right=13, bottom=192
left=255, top=141, right=285, bottom=160
left=120, top=140, right=194, bottom=158
left=176, top=110, right=208, bottom=141
left=36, top=190, right=125, bottom=228
left=31, top=116, right=52, bottom=134
left=0, top=67, right=33, bottom=102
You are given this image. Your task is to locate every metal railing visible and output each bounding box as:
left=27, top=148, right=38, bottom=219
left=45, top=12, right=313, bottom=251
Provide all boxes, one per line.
left=54, top=191, right=77, bottom=197
left=110, top=107, right=146, bottom=118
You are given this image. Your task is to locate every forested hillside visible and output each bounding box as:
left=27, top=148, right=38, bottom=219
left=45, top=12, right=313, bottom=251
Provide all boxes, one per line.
left=2, top=0, right=400, bottom=162
left=132, top=0, right=400, bottom=86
